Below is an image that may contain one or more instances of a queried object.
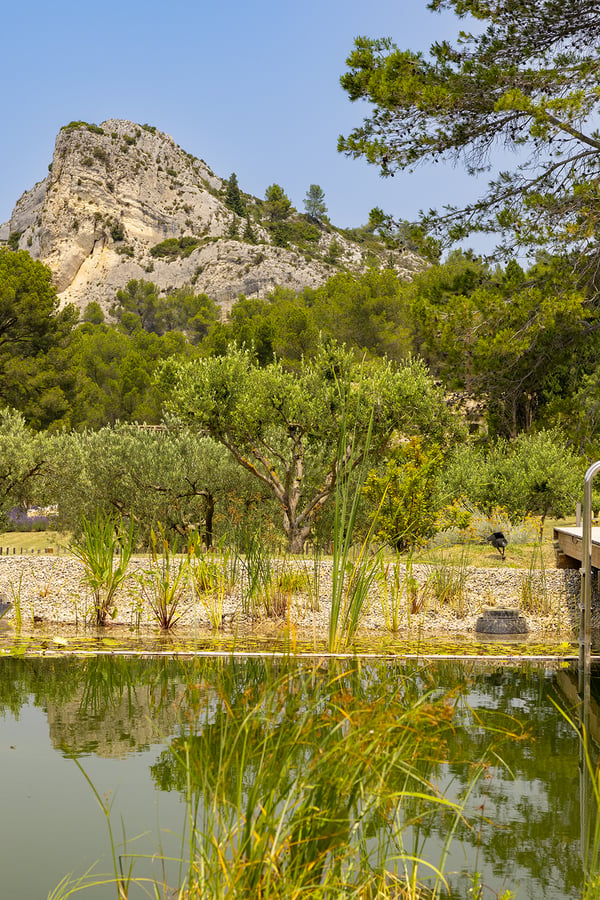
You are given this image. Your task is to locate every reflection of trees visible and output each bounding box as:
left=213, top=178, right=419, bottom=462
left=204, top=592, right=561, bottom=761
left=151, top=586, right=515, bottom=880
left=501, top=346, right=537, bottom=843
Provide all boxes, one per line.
left=0, top=658, right=83, bottom=716
left=424, top=664, right=584, bottom=898
left=0, top=657, right=198, bottom=758
left=149, top=659, right=484, bottom=893
left=0, top=656, right=590, bottom=895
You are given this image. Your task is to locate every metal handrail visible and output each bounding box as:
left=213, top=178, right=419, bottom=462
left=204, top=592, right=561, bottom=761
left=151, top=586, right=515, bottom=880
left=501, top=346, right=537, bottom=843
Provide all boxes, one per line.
left=580, top=461, right=600, bottom=685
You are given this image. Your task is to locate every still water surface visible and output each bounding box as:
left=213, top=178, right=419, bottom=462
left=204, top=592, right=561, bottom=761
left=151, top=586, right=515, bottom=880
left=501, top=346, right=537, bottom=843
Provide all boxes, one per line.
left=0, top=656, right=595, bottom=899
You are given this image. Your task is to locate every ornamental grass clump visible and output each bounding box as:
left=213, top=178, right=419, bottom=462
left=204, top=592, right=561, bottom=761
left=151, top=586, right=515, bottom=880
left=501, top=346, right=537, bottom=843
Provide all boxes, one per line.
left=140, top=525, right=191, bottom=630
left=70, top=514, right=135, bottom=626
left=378, top=553, right=421, bottom=633
left=259, top=563, right=310, bottom=619
left=519, top=542, right=550, bottom=615
left=424, top=549, right=470, bottom=617
left=190, top=545, right=232, bottom=630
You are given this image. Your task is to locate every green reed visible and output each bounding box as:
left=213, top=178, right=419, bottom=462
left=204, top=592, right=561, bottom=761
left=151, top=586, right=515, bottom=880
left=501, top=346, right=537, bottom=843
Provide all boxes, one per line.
left=189, top=539, right=233, bottom=630
left=519, top=541, right=551, bottom=614
left=52, top=657, right=522, bottom=899
left=424, top=548, right=470, bottom=617
left=69, top=514, right=135, bottom=626
left=378, top=552, right=422, bottom=633
left=328, top=407, right=383, bottom=652
left=139, top=525, right=191, bottom=630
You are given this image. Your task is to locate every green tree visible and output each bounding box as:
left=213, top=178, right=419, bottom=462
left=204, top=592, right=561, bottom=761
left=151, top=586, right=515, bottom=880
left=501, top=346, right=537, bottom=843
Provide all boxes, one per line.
left=69, top=324, right=193, bottom=428
left=363, top=438, right=448, bottom=551
left=82, top=301, right=105, bottom=325
left=224, top=172, right=245, bottom=216
left=339, top=1, right=600, bottom=263
left=303, top=184, right=328, bottom=221
left=311, top=269, right=414, bottom=362
left=111, top=279, right=161, bottom=334
left=441, top=429, right=584, bottom=532
left=50, top=424, right=258, bottom=546
left=264, top=184, right=293, bottom=222
left=159, top=342, right=458, bottom=552
left=402, top=252, right=597, bottom=436
left=0, top=248, right=78, bottom=429
left=0, top=408, right=50, bottom=518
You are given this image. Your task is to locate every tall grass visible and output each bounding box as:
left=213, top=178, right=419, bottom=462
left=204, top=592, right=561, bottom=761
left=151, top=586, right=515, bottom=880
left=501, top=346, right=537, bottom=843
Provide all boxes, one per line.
left=70, top=515, right=135, bottom=626
left=139, top=525, right=191, bottom=630
left=519, top=541, right=550, bottom=614
left=378, top=553, right=422, bottom=633
left=328, top=405, right=383, bottom=652
left=55, top=659, right=515, bottom=898
left=190, top=543, right=232, bottom=630
left=424, top=548, right=470, bottom=617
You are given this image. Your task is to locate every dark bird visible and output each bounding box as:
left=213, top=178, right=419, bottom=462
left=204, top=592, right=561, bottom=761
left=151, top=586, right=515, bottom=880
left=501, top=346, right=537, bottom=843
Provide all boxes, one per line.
left=487, top=532, right=508, bottom=559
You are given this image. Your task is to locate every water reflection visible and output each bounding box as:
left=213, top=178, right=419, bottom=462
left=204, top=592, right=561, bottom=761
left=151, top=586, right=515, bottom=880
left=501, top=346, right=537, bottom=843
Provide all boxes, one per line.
left=0, top=657, right=598, bottom=898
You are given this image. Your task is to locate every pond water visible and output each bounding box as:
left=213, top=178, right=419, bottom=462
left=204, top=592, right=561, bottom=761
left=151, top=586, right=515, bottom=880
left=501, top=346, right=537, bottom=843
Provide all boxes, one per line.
left=0, top=655, right=597, bottom=899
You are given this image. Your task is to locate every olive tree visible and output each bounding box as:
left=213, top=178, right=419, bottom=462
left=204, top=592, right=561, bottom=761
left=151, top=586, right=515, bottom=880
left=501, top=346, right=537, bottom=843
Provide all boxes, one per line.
left=49, top=424, right=257, bottom=546
left=159, top=342, right=459, bottom=552
left=0, top=408, right=51, bottom=520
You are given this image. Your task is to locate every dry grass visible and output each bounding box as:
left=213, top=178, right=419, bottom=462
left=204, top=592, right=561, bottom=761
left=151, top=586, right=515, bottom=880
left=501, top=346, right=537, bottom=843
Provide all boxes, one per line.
left=0, top=530, right=70, bottom=553
left=409, top=516, right=578, bottom=571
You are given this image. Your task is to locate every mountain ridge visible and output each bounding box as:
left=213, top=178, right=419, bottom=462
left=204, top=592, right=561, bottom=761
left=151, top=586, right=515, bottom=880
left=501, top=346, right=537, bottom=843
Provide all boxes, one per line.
left=0, top=119, right=426, bottom=313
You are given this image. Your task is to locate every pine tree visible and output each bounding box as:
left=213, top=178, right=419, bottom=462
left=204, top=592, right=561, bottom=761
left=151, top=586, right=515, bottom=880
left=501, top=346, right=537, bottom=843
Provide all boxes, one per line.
left=225, top=173, right=245, bottom=216
left=304, top=184, right=328, bottom=221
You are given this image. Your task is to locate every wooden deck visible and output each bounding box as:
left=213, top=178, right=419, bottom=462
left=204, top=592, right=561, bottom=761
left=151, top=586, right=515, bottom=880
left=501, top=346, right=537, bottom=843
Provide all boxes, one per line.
left=553, top=525, right=600, bottom=568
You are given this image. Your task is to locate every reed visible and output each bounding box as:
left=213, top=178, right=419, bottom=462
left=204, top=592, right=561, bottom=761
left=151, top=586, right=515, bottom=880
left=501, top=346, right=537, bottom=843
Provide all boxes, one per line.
left=424, top=548, right=470, bottom=617
left=328, top=404, right=383, bottom=652
left=138, top=525, right=191, bottom=630
left=235, top=528, right=273, bottom=618
left=378, top=553, right=423, bottom=633
left=519, top=542, right=550, bottom=614
left=69, top=515, right=135, bottom=626
left=190, top=544, right=232, bottom=630
left=7, top=572, right=22, bottom=628
left=52, top=658, right=520, bottom=899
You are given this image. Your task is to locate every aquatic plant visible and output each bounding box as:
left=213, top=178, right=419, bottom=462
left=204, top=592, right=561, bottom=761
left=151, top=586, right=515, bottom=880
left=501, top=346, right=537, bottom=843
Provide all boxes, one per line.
left=232, top=527, right=273, bottom=618
left=378, top=552, right=421, bottom=633
left=259, top=561, right=310, bottom=619
left=328, top=408, right=382, bottom=652
left=519, top=542, right=551, bottom=615
left=7, top=573, right=22, bottom=628
left=424, top=548, right=470, bottom=617
left=139, top=525, right=191, bottom=630
left=69, top=515, right=135, bottom=626
left=190, top=544, right=232, bottom=630
left=57, top=659, right=518, bottom=898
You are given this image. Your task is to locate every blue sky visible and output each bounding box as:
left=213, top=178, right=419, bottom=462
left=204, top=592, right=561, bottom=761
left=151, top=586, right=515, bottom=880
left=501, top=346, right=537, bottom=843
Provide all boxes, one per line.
left=2, top=0, right=486, bottom=242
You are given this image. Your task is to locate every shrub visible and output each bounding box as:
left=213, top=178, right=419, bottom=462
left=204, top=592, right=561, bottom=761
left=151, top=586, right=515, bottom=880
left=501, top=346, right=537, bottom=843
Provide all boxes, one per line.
left=7, top=231, right=21, bottom=251
left=150, top=236, right=200, bottom=259
left=61, top=121, right=104, bottom=135
left=110, top=222, right=125, bottom=242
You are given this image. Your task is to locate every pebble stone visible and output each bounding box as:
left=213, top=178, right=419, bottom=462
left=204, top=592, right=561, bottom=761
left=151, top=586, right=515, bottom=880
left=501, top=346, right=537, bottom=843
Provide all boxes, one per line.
left=0, top=555, right=586, bottom=639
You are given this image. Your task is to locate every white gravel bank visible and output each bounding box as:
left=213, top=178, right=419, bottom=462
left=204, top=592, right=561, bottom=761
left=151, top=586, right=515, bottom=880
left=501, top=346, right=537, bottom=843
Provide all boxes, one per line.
left=0, top=555, right=584, bottom=639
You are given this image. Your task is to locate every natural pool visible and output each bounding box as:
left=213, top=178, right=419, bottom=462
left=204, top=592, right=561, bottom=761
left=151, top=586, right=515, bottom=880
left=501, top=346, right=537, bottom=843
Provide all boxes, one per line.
left=0, top=654, right=598, bottom=899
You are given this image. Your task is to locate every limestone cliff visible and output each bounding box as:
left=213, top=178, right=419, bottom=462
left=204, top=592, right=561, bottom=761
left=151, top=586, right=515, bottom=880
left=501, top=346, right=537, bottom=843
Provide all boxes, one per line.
left=0, top=119, right=426, bottom=314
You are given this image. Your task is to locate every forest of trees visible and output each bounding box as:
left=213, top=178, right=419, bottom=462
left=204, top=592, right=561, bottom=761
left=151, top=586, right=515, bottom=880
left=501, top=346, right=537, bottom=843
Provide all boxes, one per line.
left=1, top=1, right=598, bottom=550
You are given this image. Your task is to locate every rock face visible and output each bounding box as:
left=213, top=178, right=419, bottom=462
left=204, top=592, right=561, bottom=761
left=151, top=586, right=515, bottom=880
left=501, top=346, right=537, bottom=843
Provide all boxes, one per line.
left=0, top=119, right=426, bottom=314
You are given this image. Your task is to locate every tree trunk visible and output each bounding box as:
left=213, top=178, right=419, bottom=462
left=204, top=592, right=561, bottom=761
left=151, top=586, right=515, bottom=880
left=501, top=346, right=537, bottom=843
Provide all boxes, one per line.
left=203, top=492, right=215, bottom=549
left=285, top=517, right=312, bottom=554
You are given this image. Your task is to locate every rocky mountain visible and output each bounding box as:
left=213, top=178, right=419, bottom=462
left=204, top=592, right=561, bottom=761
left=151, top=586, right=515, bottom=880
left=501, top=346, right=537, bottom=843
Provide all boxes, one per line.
left=0, top=119, right=425, bottom=314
